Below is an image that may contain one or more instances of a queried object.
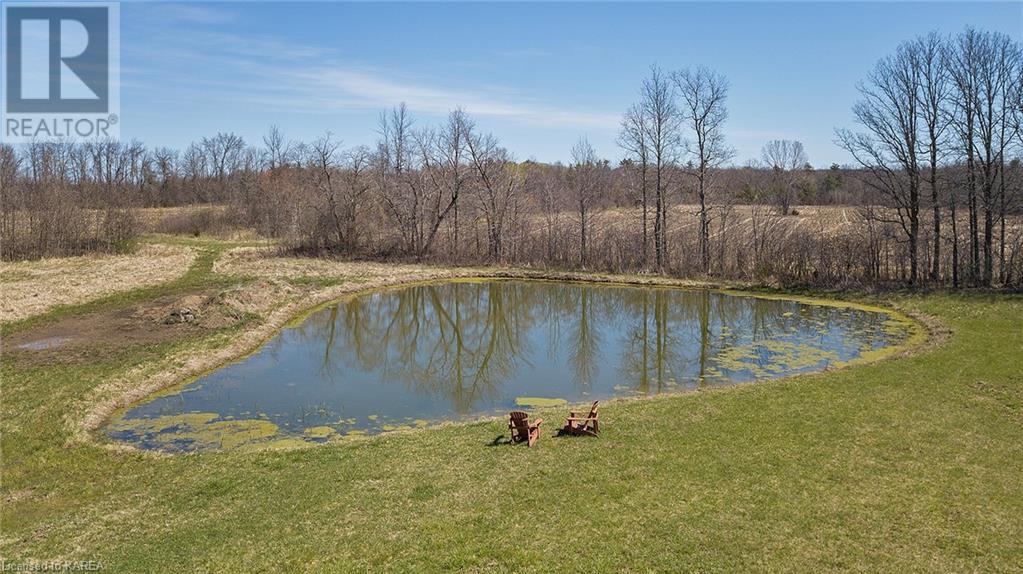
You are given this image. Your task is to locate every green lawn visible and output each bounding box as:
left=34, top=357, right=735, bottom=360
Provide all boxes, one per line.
left=2, top=247, right=1022, bottom=572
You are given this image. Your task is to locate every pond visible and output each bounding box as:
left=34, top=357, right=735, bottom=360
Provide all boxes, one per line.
left=106, top=280, right=917, bottom=452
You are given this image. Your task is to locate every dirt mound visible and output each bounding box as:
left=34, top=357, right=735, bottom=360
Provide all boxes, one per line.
left=5, top=280, right=305, bottom=366
left=209, top=279, right=298, bottom=316
left=132, top=292, right=243, bottom=330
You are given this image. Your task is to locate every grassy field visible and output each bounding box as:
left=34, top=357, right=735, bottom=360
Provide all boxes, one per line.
left=2, top=237, right=1022, bottom=572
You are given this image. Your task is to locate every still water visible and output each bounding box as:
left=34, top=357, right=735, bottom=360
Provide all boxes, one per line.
left=107, top=280, right=915, bottom=451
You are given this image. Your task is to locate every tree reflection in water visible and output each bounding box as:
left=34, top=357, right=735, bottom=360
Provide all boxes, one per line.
left=116, top=280, right=914, bottom=446
left=299, top=281, right=904, bottom=412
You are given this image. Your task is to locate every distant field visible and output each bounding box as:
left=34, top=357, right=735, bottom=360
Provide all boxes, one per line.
left=132, top=203, right=1023, bottom=244
left=585, top=204, right=1023, bottom=237
left=135, top=205, right=259, bottom=240
left=134, top=205, right=231, bottom=228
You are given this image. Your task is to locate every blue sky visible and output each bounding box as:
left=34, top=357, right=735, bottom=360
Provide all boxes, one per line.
left=119, top=1, right=1023, bottom=166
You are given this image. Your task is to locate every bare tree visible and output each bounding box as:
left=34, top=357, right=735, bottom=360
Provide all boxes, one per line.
left=977, top=31, right=1021, bottom=285
left=637, top=66, right=682, bottom=270
left=524, top=161, right=563, bottom=263
left=0, top=143, right=23, bottom=255
left=618, top=104, right=651, bottom=265
left=915, top=32, right=952, bottom=282
left=5, top=39, right=1022, bottom=290
left=567, top=138, right=607, bottom=265
left=838, top=40, right=924, bottom=285
left=934, top=30, right=1023, bottom=286
left=946, top=28, right=983, bottom=283
left=675, top=67, right=735, bottom=273
left=200, top=132, right=246, bottom=201
left=309, top=132, right=349, bottom=250
left=263, top=125, right=294, bottom=171
left=418, top=109, right=470, bottom=259
left=376, top=103, right=426, bottom=255
left=1002, top=48, right=1023, bottom=281
left=466, top=128, right=519, bottom=260
left=761, top=140, right=808, bottom=216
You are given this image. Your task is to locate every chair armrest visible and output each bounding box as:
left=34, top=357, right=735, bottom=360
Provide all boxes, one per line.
left=531, top=418, right=543, bottom=428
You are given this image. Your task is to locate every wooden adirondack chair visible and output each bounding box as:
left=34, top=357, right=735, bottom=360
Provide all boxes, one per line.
left=508, top=411, right=543, bottom=447
left=562, top=401, right=599, bottom=437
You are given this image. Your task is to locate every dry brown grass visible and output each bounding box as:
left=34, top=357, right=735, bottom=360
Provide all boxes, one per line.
left=0, top=243, right=196, bottom=324
left=136, top=205, right=259, bottom=240
left=587, top=204, right=1022, bottom=234
left=214, top=246, right=438, bottom=279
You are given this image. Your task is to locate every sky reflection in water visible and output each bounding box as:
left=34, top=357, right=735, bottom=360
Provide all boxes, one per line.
left=108, top=281, right=912, bottom=451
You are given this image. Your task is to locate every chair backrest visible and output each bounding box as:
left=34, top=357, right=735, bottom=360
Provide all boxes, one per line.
left=587, top=401, right=599, bottom=420
left=509, top=411, right=531, bottom=441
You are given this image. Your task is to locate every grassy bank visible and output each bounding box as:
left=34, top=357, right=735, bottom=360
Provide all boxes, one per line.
left=2, top=240, right=1021, bottom=572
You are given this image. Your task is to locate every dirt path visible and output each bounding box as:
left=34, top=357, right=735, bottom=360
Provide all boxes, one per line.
left=4, top=290, right=247, bottom=365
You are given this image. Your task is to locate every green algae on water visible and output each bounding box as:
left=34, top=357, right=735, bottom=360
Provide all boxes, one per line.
left=303, top=426, right=338, bottom=439
left=107, top=413, right=279, bottom=451
left=515, top=397, right=568, bottom=408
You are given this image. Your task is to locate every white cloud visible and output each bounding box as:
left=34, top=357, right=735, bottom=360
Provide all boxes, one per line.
left=142, top=3, right=236, bottom=25
left=284, top=67, right=620, bottom=128
left=129, top=27, right=620, bottom=130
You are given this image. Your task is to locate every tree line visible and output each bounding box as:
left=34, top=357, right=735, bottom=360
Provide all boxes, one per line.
left=2, top=28, right=1021, bottom=288
left=838, top=28, right=1022, bottom=286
